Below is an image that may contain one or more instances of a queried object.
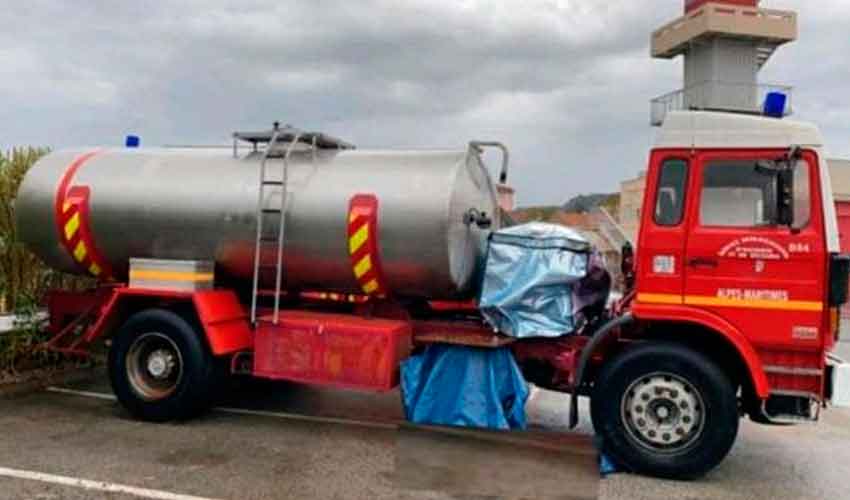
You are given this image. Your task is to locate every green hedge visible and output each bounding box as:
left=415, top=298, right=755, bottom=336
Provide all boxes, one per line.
left=0, top=148, right=91, bottom=371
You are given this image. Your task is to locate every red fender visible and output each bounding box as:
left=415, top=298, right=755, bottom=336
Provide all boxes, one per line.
left=191, top=290, right=253, bottom=354
left=632, top=303, right=770, bottom=398
left=85, top=287, right=252, bottom=356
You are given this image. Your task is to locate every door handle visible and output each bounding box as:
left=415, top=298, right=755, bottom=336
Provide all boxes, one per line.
left=688, top=257, right=718, bottom=268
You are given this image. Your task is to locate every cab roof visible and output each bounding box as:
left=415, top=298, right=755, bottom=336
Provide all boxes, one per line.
left=655, top=111, right=824, bottom=150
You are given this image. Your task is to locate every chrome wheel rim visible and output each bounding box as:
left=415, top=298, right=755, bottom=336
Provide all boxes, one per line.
left=620, top=372, right=706, bottom=454
left=126, top=332, right=183, bottom=401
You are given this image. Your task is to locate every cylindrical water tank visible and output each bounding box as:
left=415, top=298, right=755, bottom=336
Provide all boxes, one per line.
left=15, top=147, right=500, bottom=299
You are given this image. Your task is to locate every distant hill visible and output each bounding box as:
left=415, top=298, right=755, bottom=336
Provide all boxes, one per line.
left=509, top=206, right=561, bottom=223
left=562, top=193, right=620, bottom=214
left=511, top=193, right=621, bottom=228
left=512, top=194, right=620, bottom=223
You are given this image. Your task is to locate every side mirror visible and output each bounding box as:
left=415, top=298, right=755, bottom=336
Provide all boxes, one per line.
left=781, top=147, right=803, bottom=228
left=754, top=152, right=797, bottom=228
left=778, top=168, right=794, bottom=228
left=621, top=242, right=636, bottom=291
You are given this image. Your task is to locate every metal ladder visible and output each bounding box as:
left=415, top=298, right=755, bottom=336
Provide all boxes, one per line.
left=234, top=123, right=356, bottom=325
left=250, top=124, right=302, bottom=325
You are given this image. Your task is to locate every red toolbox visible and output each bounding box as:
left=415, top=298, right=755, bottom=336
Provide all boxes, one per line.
left=253, top=311, right=413, bottom=391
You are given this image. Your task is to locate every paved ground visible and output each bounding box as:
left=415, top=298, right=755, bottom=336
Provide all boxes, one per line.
left=1, top=375, right=601, bottom=500
left=2, top=340, right=850, bottom=499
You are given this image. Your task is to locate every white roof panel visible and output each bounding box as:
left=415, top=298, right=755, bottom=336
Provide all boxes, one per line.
left=655, top=111, right=824, bottom=149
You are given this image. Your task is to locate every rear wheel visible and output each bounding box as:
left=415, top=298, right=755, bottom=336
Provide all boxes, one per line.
left=591, top=342, right=739, bottom=479
left=108, top=309, right=216, bottom=422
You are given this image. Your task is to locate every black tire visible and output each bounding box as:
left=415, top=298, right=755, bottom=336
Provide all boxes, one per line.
left=108, top=309, right=216, bottom=422
left=590, top=342, right=739, bottom=479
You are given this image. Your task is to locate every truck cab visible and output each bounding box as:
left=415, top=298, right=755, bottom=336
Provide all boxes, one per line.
left=589, top=111, right=849, bottom=477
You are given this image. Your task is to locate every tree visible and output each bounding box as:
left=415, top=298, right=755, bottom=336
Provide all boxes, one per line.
left=0, top=148, right=88, bottom=313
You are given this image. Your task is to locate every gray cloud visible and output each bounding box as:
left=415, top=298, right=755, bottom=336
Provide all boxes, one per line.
left=1, top=0, right=848, bottom=205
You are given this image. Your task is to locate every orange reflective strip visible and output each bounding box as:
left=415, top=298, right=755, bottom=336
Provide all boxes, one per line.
left=684, top=295, right=823, bottom=312
left=638, top=293, right=822, bottom=312
left=637, top=293, right=683, bottom=305
left=129, top=270, right=214, bottom=282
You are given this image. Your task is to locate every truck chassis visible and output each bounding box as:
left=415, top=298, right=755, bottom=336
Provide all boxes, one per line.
left=44, top=281, right=780, bottom=479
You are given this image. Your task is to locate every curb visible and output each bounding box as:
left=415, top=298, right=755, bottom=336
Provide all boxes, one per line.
left=0, top=365, right=100, bottom=399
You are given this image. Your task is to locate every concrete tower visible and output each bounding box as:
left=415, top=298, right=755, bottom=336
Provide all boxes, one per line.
left=650, top=0, right=797, bottom=125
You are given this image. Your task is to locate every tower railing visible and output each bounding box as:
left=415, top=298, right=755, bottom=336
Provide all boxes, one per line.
left=650, top=81, right=793, bottom=126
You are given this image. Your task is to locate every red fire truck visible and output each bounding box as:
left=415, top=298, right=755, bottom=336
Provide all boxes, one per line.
left=15, top=111, right=849, bottom=479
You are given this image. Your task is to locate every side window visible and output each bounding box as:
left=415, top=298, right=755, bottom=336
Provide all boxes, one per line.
left=654, top=159, right=688, bottom=226
left=699, top=159, right=811, bottom=228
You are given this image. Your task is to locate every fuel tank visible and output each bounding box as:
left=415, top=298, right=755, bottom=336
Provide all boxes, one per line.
left=15, top=146, right=500, bottom=299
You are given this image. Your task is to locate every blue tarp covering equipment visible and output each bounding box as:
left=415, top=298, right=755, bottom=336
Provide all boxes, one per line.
left=401, top=344, right=530, bottom=430
left=400, top=223, right=611, bottom=431
left=479, top=222, right=609, bottom=338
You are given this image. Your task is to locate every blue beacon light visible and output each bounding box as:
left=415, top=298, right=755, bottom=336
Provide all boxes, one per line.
left=763, top=92, right=788, bottom=119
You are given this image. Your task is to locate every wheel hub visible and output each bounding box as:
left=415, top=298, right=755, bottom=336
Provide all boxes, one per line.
left=621, top=373, right=705, bottom=453
left=146, top=349, right=175, bottom=379
left=126, top=332, right=184, bottom=401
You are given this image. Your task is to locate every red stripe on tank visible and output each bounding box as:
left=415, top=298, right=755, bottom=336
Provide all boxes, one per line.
left=347, top=194, right=387, bottom=296
left=54, top=150, right=113, bottom=279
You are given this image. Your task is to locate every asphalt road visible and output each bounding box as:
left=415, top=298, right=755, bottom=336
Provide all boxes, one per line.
left=0, top=375, right=600, bottom=500
left=3, top=342, right=850, bottom=500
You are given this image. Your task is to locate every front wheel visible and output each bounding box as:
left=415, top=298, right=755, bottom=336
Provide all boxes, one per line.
left=591, top=342, right=739, bottom=479
left=108, top=309, right=216, bottom=422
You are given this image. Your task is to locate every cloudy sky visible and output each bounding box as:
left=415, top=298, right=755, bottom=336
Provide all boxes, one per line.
left=1, top=0, right=848, bottom=206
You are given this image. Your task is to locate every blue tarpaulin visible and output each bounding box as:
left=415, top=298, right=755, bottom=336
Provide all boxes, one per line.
left=401, top=344, right=529, bottom=430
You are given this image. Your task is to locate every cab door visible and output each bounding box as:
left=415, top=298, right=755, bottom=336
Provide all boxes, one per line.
left=683, top=149, right=826, bottom=349
left=636, top=151, right=691, bottom=303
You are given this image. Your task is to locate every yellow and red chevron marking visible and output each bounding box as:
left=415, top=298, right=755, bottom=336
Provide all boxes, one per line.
left=54, top=151, right=112, bottom=279
left=347, top=194, right=387, bottom=297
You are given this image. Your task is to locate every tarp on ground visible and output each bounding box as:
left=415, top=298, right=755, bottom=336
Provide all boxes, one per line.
left=401, top=344, right=529, bottom=430
left=479, top=222, right=610, bottom=338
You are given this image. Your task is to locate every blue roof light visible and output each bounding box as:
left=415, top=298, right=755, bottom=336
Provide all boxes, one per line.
left=125, top=135, right=140, bottom=148
left=763, top=92, right=787, bottom=119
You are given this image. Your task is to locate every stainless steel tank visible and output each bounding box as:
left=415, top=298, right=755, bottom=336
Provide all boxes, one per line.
left=16, top=145, right=501, bottom=299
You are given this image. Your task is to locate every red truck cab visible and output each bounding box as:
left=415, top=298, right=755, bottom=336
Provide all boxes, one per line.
left=585, top=111, right=849, bottom=477
left=636, top=110, right=843, bottom=408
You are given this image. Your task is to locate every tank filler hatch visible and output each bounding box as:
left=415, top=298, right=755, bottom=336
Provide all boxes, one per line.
left=232, top=122, right=355, bottom=158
